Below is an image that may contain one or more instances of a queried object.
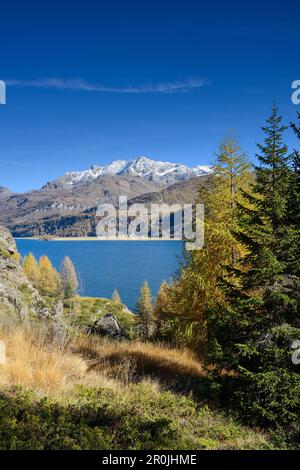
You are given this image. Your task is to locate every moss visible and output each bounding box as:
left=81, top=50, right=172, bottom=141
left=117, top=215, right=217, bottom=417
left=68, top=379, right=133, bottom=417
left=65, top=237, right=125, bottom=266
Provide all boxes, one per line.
left=63, top=297, right=136, bottom=337
left=18, top=283, right=34, bottom=306
left=0, top=246, right=20, bottom=262
left=18, top=284, right=33, bottom=295
left=0, top=247, right=11, bottom=258
left=0, top=385, right=274, bottom=450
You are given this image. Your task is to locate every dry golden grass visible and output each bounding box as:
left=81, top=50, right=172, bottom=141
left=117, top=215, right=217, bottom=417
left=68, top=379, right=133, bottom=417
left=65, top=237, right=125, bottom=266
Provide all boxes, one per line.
left=73, top=335, right=205, bottom=386
left=0, top=311, right=205, bottom=396
left=0, top=315, right=273, bottom=450
left=0, top=323, right=118, bottom=395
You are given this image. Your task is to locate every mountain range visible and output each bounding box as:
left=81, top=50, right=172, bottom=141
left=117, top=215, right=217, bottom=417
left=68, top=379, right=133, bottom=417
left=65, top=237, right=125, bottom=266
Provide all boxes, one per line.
left=0, top=156, right=211, bottom=237
left=43, top=156, right=211, bottom=189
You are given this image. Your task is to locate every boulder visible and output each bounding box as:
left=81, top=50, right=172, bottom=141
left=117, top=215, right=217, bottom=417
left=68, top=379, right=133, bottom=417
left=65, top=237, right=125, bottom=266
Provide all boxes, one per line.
left=89, top=313, right=125, bottom=338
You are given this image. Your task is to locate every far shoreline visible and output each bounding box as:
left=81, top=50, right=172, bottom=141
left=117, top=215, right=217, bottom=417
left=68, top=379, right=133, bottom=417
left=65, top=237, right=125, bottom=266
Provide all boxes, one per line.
left=14, top=236, right=183, bottom=242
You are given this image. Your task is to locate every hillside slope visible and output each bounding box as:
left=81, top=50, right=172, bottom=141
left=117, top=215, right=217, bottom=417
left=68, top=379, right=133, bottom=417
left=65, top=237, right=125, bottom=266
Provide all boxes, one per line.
left=0, top=176, right=206, bottom=237
left=0, top=225, right=277, bottom=450
left=0, top=225, right=56, bottom=317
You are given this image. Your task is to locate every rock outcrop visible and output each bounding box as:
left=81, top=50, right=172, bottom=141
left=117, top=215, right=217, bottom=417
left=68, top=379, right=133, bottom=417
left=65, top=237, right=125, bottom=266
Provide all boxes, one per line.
left=88, top=313, right=125, bottom=338
left=0, top=225, right=53, bottom=318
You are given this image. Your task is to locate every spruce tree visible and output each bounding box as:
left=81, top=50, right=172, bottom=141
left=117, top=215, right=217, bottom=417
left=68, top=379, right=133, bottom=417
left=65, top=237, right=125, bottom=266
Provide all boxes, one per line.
left=288, top=112, right=300, bottom=226
left=206, top=106, right=300, bottom=430
left=254, top=105, right=290, bottom=230
left=285, top=113, right=300, bottom=276
left=236, top=105, right=290, bottom=287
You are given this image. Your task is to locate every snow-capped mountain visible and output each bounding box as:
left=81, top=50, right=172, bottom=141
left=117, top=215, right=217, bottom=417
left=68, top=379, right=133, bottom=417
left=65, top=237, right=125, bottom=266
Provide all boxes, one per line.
left=44, top=156, right=211, bottom=189
left=0, top=157, right=211, bottom=237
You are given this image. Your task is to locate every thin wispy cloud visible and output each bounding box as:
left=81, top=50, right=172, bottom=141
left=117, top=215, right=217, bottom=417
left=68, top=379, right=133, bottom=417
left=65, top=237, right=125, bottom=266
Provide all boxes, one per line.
left=3, top=159, right=32, bottom=168
left=6, top=77, right=207, bottom=94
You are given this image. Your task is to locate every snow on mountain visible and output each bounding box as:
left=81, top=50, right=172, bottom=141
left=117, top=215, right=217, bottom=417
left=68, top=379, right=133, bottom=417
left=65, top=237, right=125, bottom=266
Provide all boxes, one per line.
left=44, top=156, right=212, bottom=189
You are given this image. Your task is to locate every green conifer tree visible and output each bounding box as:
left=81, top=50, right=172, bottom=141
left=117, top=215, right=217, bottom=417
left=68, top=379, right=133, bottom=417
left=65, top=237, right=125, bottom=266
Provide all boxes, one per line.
left=288, top=112, right=300, bottom=225
left=206, top=106, right=300, bottom=431
left=285, top=113, right=300, bottom=276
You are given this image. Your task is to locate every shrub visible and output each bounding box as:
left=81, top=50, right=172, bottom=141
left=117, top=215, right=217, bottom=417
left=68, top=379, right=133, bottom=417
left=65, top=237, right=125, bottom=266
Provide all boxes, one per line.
left=0, top=385, right=273, bottom=450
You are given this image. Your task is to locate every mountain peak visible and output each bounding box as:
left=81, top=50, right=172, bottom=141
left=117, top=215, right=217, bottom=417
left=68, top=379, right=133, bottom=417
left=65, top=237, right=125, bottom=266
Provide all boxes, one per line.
left=90, top=165, right=101, bottom=171
left=134, top=155, right=151, bottom=162
left=44, top=156, right=211, bottom=189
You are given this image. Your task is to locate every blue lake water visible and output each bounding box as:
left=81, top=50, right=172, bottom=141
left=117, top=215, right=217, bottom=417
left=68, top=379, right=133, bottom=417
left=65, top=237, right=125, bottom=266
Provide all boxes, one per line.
left=15, top=239, right=183, bottom=310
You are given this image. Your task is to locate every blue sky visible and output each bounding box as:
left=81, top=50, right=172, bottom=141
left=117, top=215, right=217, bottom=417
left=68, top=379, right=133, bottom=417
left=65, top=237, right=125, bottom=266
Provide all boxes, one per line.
left=0, top=0, right=299, bottom=192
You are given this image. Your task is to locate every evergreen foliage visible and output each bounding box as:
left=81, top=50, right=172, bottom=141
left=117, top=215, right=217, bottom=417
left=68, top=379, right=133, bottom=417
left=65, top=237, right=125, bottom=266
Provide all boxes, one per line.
left=205, top=106, right=300, bottom=431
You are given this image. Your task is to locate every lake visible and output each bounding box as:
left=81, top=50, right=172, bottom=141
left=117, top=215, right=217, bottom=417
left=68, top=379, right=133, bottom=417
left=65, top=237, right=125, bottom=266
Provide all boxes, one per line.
left=15, top=239, right=183, bottom=310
